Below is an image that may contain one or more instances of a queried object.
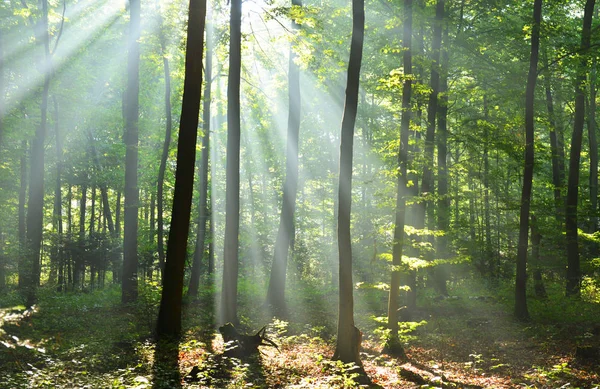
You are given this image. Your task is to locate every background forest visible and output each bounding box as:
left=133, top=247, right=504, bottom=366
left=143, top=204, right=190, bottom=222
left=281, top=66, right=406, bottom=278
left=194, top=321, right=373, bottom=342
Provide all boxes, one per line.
left=1, top=0, right=600, bottom=387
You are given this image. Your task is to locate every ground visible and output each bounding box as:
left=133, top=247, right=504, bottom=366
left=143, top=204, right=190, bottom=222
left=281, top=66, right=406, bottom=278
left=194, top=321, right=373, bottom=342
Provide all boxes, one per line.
left=0, top=281, right=599, bottom=388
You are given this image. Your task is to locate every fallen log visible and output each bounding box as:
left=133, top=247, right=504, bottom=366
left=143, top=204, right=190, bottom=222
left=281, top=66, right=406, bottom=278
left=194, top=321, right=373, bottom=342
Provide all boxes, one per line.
left=219, top=323, right=278, bottom=358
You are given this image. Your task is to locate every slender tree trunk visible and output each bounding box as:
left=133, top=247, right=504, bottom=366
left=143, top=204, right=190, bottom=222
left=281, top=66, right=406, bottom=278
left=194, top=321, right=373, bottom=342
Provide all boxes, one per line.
left=0, top=28, right=3, bottom=149
left=333, top=0, right=364, bottom=369
left=18, top=140, right=27, bottom=290
left=266, top=0, right=302, bottom=314
left=385, top=0, right=411, bottom=359
left=515, top=0, right=542, bottom=321
left=221, top=0, right=242, bottom=325
left=544, top=49, right=564, bottom=222
left=25, top=0, right=51, bottom=307
left=435, top=22, right=449, bottom=295
left=76, top=183, right=87, bottom=291
left=122, top=0, right=141, bottom=304
left=156, top=0, right=207, bottom=338
left=419, top=0, right=443, bottom=250
left=483, top=95, right=492, bottom=270
left=188, top=15, right=213, bottom=299
left=156, top=7, right=173, bottom=279
left=566, top=0, right=595, bottom=297
left=50, top=96, right=62, bottom=285
left=588, top=56, right=598, bottom=232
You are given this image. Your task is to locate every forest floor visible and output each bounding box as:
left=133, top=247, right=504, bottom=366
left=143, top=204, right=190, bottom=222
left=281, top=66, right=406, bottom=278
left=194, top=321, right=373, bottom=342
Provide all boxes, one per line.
left=0, top=281, right=599, bottom=388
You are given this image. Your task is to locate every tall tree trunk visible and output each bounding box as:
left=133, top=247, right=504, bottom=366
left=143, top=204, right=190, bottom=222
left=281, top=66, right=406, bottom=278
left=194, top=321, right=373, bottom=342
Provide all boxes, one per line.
left=483, top=95, right=492, bottom=270
left=266, top=0, right=302, bottom=314
left=530, top=215, right=547, bottom=299
left=156, top=5, right=173, bottom=279
left=122, top=0, right=141, bottom=304
left=333, top=0, right=364, bottom=369
left=76, top=182, right=87, bottom=291
left=515, top=0, right=542, bottom=321
left=566, top=0, right=595, bottom=297
left=0, top=28, right=4, bottom=149
left=588, top=56, right=598, bottom=232
left=435, top=21, right=449, bottom=295
left=50, top=96, right=62, bottom=285
left=26, top=0, right=51, bottom=307
left=221, top=0, right=242, bottom=325
left=419, top=0, right=443, bottom=248
left=188, top=15, right=213, bottom=299
left=544, top=49, right=564, bottom=222
left=156, top=0, right=207, bottom=338
left=385, top=0, right=411, bottom=359
left=18, top=140, right=27, bottom=290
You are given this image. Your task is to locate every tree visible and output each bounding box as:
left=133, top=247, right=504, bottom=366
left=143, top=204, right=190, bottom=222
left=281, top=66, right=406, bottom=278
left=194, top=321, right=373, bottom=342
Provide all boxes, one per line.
left=156, top=0, right=207, bottom=338
left=266, top=0, right=302, bottom=315
left=333, top=0, right=364, bottom=369
left=221, top=0, right=242, bottom=325
left=188, top=13, right=213, bottom=299
left=156, top=2, right=174, bottom=279
left=122, top=0, right=141, bottom=304
left=385, top=0, right=411, bottom=358
left=565, top=0, right=596, bottom=297
left=25, top=0, right=51, bottom=306
left=515, top=0, right=542, bottom=321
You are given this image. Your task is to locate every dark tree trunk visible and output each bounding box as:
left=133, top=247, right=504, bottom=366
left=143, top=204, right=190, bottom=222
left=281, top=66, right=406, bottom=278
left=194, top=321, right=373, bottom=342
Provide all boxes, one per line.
left=25, top=0, right=51, bottom=307
left=435, top=21, right=449, bottom=295
left=122, top=0, right=141, bottom=304
left=588, top=57, right=597, bottom=232
left=188, top=15, right=213, bottom=299
left=544, top=49, right=564, bottom=223
left=419, top=0, right=443, bottom=240
left=156, top=0, right=207, bottom=339
left=483, top=95, right=492, bottom=267
left=333, top=0, right=364, bottom=369
left=221, top=0, right=242, bottom=325
left=156, top=9, right=173, bottom=279
left=50, top=96, right=62, bottom=285
left=515, top=0, right=542, bottom=321
left=18, top=140, right=27, bottom=290
left=385, top=0, right=411, bottom=358
left=566, top=0, right=595, bottom=297
left=75, top=183, right=87, bottom=291
left=266, top=0, right=302, bottom=315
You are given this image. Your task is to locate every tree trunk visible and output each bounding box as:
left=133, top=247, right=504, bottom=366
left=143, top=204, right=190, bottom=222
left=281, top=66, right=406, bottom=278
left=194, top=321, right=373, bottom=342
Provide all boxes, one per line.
left=530, top=215, right=547, bottom=299
left=156, top=7, right=173, bottom=279
left=156, top=0, right=207, bottom=339
left=25, top=0, right=51, bottom=307
left=333, top=0, right=364, bottom=369
left=544, top=49, right=564, bottom=223
left=50, top=96, right=62, bottom=285
left=566, top=0, right=595, bottom=298
left=385, top=0, right=411, bottom=358
left=122, top=0, right=141, bottom=304
left=515, top=0, right=541, bottom=321
left=483, top=95, right=492, bottom=269
left=588, top=56, right=597, bottom=233
left=18, top=140, right=27, bottom=290
left=188, top=14, right=213, bottom=299
left=221, top=0, right=242, bottom=325
left=266, top=0, right=302, bottom=315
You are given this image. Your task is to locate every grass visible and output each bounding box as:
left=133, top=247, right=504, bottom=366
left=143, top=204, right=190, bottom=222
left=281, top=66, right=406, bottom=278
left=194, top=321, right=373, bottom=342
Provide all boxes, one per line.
left=0, top=277, right=599, bottom=388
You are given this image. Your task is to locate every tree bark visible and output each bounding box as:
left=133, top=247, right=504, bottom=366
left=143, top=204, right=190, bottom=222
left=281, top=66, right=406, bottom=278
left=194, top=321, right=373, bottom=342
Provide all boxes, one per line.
left=566, top=0, right=595, bottom=298
left=188, top=14, right=213, bottom=299
left=266, top=0, right=302, bottom=315
left=543, top=49, right=564, bottom=223
left=588, top=56, right=597, bottom=232
left=221, top=0, right=242, bottom=325
left=385, top=0, right=411, bottom=358
left=50, top=96, right=63, bottom=285
left=156, top=0, right=207, bottom=339
left=515, top=0, right=542, bottom=321
left=156, top=5, right=173, bottom=280
left=18, top=140, right=27, bottom=290
left=25, top=0, right=51, bottom=307
left=122, top=0, right=141, bottom=304
left=333, top=0, right=364, bottom=369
